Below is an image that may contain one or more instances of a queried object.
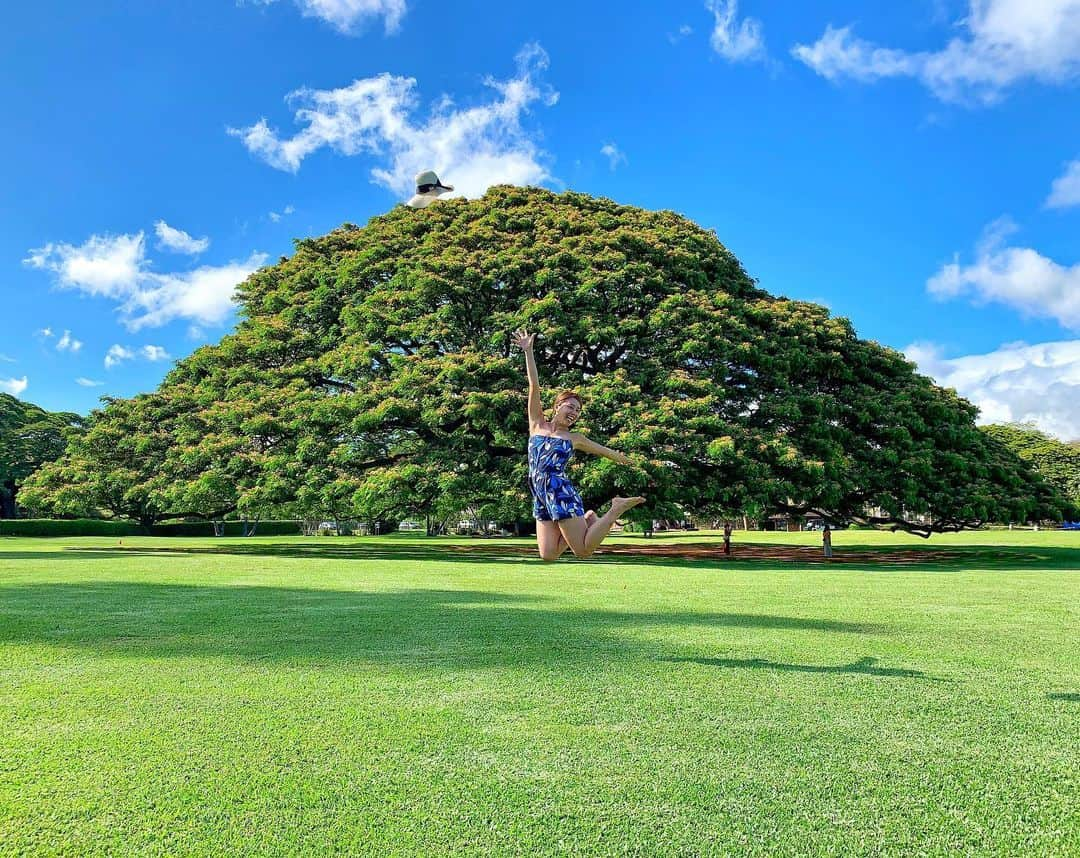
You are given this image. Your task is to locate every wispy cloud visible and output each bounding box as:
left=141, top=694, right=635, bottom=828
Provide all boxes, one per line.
left=793, top=0, right=1080, bottom=105
left=668, top=24, right=693, bottom=45
left=104, top=345, right=135, bottom=369
left=104, top=344, right=171, bottom=369
left=228, top=43, right=558, bottom=199
left=0, top=376, right=28, bottom=397
left=0, top=353, right=16, bottom=363
left=600, top=142, right=627, bottom=171
left=268, top=204, right=296, bottom=223
left=927, top=217, right=1080, bottom=330
left=25, top=231, right=265, bottom=330
left=56, top=330, right=83, bottom=353
left=906, top=339, right=1080, bottom=441
left=706, top=0, right=766, bottom=63
left=120, top=256, right=268, bottom=330
left=76, top=377, right=104, bottom=387
left=1046, top=158, right=1080, bottom=209
left=246, top=0, right=407, bottom=35
left=155, top=220, right=210, bottom=254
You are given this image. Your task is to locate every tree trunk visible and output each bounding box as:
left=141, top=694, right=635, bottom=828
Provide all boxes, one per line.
left=0, top=483, right=16, bottom=519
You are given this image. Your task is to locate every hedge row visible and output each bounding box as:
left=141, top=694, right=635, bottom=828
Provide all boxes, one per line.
left=0, top=519, right=302, bottom=537
left=0, top=519, right=143, bottom=537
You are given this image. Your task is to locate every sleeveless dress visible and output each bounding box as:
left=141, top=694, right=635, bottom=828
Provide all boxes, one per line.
left=528, top=434, right=586, bottom=521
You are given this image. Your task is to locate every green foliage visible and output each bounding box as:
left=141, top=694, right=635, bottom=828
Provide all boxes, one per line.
left=24, top=187, right=1067, bottom=534
left=0, top=393, right=83, bottom=518
left=981, top=423, right=1080, bottom=516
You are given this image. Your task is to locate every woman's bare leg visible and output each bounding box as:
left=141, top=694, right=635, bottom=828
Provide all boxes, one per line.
left=536, top=513, right=596, bottom=561
left=536, top=520, right=571, bottom=561
left=557, top=497, right=645, bottom=558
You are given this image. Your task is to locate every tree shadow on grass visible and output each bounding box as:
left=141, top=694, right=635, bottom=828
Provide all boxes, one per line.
left=664, top=655, right=945, bottom=681
left=1046, top=692, right=1080, bottom=702
left=3, top=540, right=1076, bottom=574
left=0, top=582, right=883, bottom=669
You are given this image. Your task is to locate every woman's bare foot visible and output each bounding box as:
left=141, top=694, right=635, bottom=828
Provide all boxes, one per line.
left=609, top=496, right=646, bottom=518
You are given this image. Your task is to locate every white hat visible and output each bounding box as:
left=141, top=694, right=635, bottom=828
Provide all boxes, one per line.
left=405, top=170, right=454, bottom=208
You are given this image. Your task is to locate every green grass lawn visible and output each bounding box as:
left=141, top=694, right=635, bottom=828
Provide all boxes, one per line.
left=1, top=530, right=1077, bottom=856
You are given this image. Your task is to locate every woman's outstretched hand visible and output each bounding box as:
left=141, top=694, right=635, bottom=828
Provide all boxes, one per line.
left=512, top=328, right=536, bottom=351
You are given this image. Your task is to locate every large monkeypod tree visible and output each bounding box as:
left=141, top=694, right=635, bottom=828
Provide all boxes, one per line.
left=25, top=186, right=1066, bottom=535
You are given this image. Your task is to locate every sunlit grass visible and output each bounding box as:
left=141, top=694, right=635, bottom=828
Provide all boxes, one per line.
left=1, top=531, right=1077, bottom=856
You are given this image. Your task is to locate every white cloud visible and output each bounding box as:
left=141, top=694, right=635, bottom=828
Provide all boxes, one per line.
left=25, top=231, right=265, bottom=330
left=793, top=0, right=1080, bottom=104
left=927, top=217, right=1080, bottom=329
left=56, top=330, right=83, bottom=353
left=25, top=233, right=145, bottom=298
left=906, top=339, right=1080, bottom=440
left=0, top=376, right=28, bottom=397
left=0, top=354, right=15, bottom=363
left=1046, top=158, right=1080, bottom=208
left=121, top=254, right=269, bottom=330
left=38, top=327, right=53, bottom=338
left=250, top=0, right=406, bottom=35
left=75, top=377, right=104, bottom=387
left=155, top=220, right=210, bottom=254
left=600, top=143, right=627, bottom=170
left=706, top=0, right=766, bottom=63
left=104, top=344, right=173, bottom=368
left=228, top=43, right=557, bottom=199
left=104, top=345, right=134, bottom=369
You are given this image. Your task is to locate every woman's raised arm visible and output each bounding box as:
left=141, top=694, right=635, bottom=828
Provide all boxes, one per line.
left=512, top=328, right=544, bottom=429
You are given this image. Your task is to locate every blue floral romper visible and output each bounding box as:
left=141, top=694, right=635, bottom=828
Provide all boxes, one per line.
left=528, top=434, right=586, bottom=521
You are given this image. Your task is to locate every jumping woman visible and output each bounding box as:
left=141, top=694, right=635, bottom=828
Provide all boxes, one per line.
left=512, top=328, right=645, bottom=561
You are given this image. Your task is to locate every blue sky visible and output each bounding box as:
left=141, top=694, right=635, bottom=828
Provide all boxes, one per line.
left=3, top=0, right=1079, bottom=439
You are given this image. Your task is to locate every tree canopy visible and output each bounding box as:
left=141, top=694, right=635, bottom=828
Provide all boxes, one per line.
left=0, top=393, right=83, bottom=518
left=22, top=186, right=1068, bottom=535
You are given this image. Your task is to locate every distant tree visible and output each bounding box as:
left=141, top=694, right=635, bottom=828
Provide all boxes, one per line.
left=19, top=392, right=238, bottom=530
left=981, top=423, right=1080, bottom=517
left=0, top=393, right=83, bottom=518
